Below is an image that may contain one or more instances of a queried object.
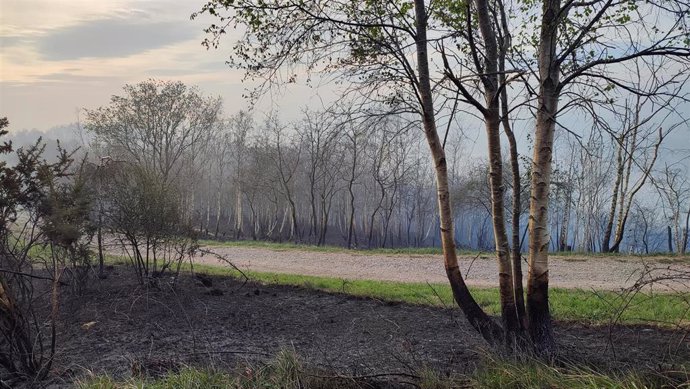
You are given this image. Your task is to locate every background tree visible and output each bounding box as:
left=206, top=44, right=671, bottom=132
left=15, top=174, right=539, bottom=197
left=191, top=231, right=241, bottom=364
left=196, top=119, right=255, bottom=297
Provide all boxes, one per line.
left=656, top=164, right=690, bottom=255
left=84, top=79, right=222, bottom=185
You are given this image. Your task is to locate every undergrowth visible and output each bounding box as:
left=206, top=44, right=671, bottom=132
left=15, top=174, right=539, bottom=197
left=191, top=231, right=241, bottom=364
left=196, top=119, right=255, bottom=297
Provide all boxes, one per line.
left=77, top=349, right=687, bottom=389
left=472, top=355, right=690, bottom=389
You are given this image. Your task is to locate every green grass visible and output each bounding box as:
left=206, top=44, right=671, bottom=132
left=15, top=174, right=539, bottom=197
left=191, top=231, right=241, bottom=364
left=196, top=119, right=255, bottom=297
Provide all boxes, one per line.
left=77, top=349, right=364, bottom=389
left=77, top=368, right=234, bottom=389
left=200, top=239, right=690, bottom=261
left=77, top=350, right=688, bottom=389
left=183, top=262, right=689, bottom=326
left=472, top=355, right=689, bottom=389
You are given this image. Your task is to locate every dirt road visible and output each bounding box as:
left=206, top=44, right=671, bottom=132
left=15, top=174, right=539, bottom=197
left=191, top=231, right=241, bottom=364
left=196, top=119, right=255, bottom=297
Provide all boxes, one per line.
left=196, top=246, right=690, bottom=291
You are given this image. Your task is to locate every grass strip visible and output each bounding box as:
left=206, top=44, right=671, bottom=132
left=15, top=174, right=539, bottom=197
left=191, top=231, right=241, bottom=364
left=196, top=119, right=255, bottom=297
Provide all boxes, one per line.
left=77, top=349, right=688, bottom=389
left=173, top=260, right=689, bottom=326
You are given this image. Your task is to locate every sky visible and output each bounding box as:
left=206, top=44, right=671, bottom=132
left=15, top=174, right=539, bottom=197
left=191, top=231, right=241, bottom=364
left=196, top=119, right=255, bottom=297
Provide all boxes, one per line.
left=0, top=0, right=329, bottom=131
left=0, top=0, right=687, bottom=171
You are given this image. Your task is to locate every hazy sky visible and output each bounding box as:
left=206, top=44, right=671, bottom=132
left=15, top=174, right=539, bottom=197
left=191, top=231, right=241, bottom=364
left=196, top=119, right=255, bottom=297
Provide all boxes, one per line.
left=0, top=0, right=328, bottom=131
left=1, top=0, right=687, bottom=169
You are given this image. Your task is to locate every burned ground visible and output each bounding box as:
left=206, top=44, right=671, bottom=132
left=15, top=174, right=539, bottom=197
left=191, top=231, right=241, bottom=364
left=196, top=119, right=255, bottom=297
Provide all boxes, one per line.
left=44, top=266, right=690, bottom=386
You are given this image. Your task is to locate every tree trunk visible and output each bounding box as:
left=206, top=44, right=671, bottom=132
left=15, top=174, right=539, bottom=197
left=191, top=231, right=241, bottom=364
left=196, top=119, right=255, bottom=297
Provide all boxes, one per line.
left=500, top=80, right=527, bottom=331
left=468, top=0, right=523, bottom=343
left=97, top=210, right=106, bottom=279
left=234, top=184, right=243, bottom=239
left=682, top=208, right=689, bottom=255
left=318, top=199, right=329, bottom=246
left=346, top=138, right=359, bottom=249
left=309, top=172, right=318, bottom=241
left=347, top=182, right=357, bottom=249
left=602, top=135, right=624, bottom=252
left=609, top=127, right=663, bottom=253
left=289, top=198, right=299, bottom=243
left=484, top=111, right=521, bottom=341
left=526, top=0, right=562, bottom=357
left=414, top=0, right=502, bottom=344
left=214, top=189, right=222, bottom=238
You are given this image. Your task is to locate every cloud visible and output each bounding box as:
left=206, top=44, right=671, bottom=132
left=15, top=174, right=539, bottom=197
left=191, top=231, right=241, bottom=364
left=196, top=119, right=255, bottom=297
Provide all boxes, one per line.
left=36, top=18, right=199, bottom=61
left=0, top=36, right=28, bottom=48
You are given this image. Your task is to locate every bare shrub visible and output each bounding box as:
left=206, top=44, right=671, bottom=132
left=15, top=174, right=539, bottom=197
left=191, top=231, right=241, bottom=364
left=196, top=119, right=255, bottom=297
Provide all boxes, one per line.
left=105, top=165, right=198, bottom=286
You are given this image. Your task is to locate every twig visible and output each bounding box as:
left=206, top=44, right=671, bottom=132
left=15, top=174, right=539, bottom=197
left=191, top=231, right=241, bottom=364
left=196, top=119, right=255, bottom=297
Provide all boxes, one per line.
left=196, top=248, right=249, bottom=285
left=464, top=252, right=482, bottom=279
left=0, top=269, right=68, bottom=285
left=426, top=282, right=449, bottom=310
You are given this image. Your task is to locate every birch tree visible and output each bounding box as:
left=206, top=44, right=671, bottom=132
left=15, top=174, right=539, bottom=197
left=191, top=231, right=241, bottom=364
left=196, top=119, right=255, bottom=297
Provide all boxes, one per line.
left=264, top=115, right=302, bottom=242
left=439, top=0, right=528, bottom=343
left=600, top=62, right=688, bottom=252
left=656, top=164, right=690, bottom=255
left=230, top=111, right=252, bottom=238
left=514, top=0, right=690, bottom=354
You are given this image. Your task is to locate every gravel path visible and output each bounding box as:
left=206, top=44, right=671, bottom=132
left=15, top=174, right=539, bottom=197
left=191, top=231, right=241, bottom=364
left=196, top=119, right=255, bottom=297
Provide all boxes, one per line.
left=196, top=246, right=690, bottom=291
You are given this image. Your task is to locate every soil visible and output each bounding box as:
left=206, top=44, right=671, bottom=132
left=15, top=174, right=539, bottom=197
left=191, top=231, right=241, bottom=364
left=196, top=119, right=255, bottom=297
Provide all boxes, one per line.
left=196, top=246, right=690, bottom=291
left=44, top=266, right=690, bottom=387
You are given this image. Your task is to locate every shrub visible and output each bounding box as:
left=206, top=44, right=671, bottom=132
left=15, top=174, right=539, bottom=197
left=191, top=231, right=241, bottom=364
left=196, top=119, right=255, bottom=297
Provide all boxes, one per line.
left=104, top=165, right=198, bottom=286
left=0, top=118, right=80, bottom=386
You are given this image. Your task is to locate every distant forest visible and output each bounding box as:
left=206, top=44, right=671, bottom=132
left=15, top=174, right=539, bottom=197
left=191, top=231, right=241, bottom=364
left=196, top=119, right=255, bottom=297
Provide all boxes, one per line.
left=7, top=81, right=688, bottom=254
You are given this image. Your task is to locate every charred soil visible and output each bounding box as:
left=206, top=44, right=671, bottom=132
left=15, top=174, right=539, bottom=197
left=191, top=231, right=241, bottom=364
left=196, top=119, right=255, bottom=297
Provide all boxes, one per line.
left=43, top=266, right=690, bottom=386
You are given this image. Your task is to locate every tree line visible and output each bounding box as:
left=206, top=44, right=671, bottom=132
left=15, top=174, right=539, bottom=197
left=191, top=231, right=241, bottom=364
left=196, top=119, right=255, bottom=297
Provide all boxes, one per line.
left=82, top=79, right=689, bottom=256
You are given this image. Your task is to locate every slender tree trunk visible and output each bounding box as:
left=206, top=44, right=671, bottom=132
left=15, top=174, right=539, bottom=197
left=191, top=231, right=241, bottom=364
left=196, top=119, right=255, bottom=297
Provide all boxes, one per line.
left=318, top=199, right=329, bottom=246
left=485, top=109, right=520, bottom=340
left=526, top=0, right=562, bottom=357
left=466, top=0, right=522, bottom=343
left=214, top=189, right=222, bottom=238
left=205, top=192, right=211, bottom=236
left=368, top=189, right=384, bottom=248
left=347, top=185, right=357, bottom=249
left=289, top=198, right=299, bottom=242
left=234, top=184, right=243, bottom=239
left=309, top=183, right=318, bottom=241
left=557, top=165, right=573, bottom=252
left=636, top=209, right=647, bottom=254
left=602, top=135, right=624, bottom=252
left=500, top=81, right=527, bottom=331
left=414, top=0, right=502, bottom=344
left=97, top=223, right=105, bottom=279
left=682, top=208, right=689, bottom=255
left=609, top=127, right=663, bottom=253
left=674, top=215, right=683, bottom=255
